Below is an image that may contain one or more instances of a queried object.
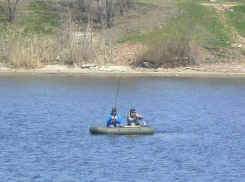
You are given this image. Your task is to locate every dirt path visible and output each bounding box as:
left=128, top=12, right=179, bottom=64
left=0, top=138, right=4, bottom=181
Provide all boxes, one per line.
left=202, top=3, right=245, bottom=50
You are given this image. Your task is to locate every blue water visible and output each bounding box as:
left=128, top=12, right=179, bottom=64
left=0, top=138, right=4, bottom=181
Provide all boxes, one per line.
left=0, top=75, right=245, bottom=181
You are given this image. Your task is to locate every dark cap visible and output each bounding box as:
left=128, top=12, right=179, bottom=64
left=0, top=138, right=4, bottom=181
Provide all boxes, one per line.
left=130, top=108, right=136, bottom=113
left=112, top=107, right=117, bottom=112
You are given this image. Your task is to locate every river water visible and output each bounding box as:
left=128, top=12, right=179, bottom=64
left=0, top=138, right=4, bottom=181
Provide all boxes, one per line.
left=0, top=75, right=245, bottom=181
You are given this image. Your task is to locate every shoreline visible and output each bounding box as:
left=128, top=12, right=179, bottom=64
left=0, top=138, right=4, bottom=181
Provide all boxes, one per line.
left=1, top=64, right=245, bottom=78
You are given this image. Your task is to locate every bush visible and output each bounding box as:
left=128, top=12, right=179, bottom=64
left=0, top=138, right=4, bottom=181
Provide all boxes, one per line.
left=134, top=40, right=194, bottom=69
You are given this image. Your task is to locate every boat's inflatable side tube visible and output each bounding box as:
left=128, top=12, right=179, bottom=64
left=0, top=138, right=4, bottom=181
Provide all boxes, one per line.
left=89, top=125, right=154, bottom=135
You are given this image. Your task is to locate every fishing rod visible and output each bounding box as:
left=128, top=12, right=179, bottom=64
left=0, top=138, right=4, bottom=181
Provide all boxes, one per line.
left=114, top=72, right=122, bottom=108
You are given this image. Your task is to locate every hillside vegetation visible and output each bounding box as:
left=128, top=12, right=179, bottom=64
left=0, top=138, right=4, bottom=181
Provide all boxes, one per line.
left=0, top=0, right=245, bottom=69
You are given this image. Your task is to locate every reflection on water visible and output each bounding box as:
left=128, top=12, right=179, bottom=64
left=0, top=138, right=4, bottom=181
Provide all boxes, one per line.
left=0, top=75, right=245, bottom=181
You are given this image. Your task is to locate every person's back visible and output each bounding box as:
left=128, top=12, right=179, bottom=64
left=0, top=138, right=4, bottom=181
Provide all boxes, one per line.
left=107, top=107, right=122, bottom=127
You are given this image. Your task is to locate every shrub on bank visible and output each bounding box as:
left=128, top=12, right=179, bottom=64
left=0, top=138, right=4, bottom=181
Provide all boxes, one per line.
left=0, top=0, right=244, bottom=69
left=134, top=41, right=193, bottom=69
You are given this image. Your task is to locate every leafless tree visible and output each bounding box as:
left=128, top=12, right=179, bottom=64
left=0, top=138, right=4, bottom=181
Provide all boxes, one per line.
left=6, top=0, right=20, bottom=21
left=75, top=0, right=134, bottom=28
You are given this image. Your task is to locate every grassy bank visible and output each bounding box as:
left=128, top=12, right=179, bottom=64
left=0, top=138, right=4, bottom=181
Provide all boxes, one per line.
left=119, top=0, right=245, bottom=68
left=0, top=0, right=244, bottom=69
left=0, top=1, right=60, bottom=68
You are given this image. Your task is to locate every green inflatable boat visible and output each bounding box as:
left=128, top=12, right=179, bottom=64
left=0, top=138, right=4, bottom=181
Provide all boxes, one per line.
left=89, top=125, right=154, bottom=135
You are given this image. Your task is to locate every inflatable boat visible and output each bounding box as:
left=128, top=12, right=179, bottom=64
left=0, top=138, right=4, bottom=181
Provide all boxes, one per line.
left=89, top=125, right=154, bottom=135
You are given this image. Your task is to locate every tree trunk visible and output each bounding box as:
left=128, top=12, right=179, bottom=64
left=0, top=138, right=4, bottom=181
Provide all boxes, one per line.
left=106, top=0, right=112, bottom=28
left=7, top=0, right=20, bottom=21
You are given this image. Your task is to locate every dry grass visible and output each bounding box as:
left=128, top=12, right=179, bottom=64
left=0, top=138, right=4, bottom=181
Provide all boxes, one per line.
left=1, top=0, right=173, bottom=69
left=1, top=0, right=244, bottom=69
left=9, top=51, right=41, bottom=69
left=109, top=42, right=148, bottom=66
left=1, top=33, right=56, bottom=68
left=132, top=40, right=193, bottom=68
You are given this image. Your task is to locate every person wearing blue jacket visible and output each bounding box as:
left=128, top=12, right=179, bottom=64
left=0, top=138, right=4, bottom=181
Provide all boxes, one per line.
left=107, top=107, right=122, bottom=127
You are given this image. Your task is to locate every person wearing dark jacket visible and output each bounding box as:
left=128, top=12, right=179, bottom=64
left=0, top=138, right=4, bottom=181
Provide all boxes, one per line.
left=106, top=107, right=122, bottom=127
left=127, top=108, right=142, bottom=126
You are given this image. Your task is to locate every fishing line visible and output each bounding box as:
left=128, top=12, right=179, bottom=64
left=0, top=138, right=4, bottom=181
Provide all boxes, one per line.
left=114, top=72, right=122, bottom=107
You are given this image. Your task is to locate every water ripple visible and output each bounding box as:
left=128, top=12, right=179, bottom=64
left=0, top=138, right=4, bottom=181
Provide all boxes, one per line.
left=0, top=76, right=245, bottom=181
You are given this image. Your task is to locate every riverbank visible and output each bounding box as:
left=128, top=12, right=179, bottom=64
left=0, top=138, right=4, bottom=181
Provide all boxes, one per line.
left=1, top=1, right=245, bottom=72
left=1, top=63, right=245, bottom=78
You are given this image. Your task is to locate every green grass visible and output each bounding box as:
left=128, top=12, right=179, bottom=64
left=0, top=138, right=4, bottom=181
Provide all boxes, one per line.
left=118, top=1, right=234, bottom=48
left=187, top=2, right=232, bottom=47
left=224, top=5, right=245, bottom=37
left=0, top=0, right=244, bottom=68
left=0, top=1, right=59, bottom=40
left=19, top=2, right=58, bottom=36
left=116, top=0, right=245, bottom=67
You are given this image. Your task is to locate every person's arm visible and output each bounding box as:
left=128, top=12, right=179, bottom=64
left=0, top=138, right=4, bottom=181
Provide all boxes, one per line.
left=137, top=114, right=142, bottom=120
left=106, top=114, right=112, bottom=127
left=116, top=114, right=122, bottom=124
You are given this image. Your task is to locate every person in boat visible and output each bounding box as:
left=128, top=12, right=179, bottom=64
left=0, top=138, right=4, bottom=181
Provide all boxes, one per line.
left=106, top=107, right=122, bottom=127
left=127, top=108, right=142, bottom=126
